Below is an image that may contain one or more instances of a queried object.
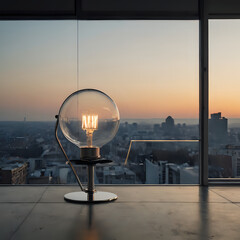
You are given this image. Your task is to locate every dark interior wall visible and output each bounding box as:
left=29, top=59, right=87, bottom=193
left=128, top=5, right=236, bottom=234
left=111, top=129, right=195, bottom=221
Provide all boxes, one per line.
left=0, top=0, right=75, bottom=19
left=1, top=0, right=240, bottom=20
left=209, top=0, right=240, bottom=18
left=80, top=0, right=198, bottom=19
left=0, top=0, right=198, bottom=20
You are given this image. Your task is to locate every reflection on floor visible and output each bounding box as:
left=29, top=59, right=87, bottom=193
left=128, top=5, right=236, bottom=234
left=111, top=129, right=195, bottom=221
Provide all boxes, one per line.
left=0, top=186, right=240, bottom=240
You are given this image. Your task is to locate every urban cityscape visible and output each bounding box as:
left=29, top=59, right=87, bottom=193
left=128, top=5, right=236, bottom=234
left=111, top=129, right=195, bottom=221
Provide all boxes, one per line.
left=0, top=112, right=239, bottom=185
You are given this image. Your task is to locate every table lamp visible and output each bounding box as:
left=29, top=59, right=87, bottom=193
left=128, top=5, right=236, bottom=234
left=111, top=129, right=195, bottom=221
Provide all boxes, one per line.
left=55, top=89, right=120, bottom=203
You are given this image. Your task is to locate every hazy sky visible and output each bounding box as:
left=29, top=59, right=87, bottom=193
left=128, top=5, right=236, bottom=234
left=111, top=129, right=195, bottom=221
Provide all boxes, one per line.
left=209, top=20, right=240, bottom=118
left=78, top=21, right=198, bottom=119
left=0, top=21, right=77, bottom=121
left=0, top=20, right=239, bottom=121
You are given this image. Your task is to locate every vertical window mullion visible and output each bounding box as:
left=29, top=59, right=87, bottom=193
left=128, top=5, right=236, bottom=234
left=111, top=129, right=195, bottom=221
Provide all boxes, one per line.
left=199, top=0, right=209, bottom=186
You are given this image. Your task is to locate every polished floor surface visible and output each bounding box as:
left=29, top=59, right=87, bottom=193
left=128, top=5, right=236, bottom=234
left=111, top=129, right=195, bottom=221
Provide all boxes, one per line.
left=0, top=186, right=240, bottom=240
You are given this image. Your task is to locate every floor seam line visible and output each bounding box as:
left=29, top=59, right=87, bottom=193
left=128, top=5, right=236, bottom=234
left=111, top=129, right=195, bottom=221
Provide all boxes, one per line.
left=209, top=189, right=232, bottom=202
left=209, top=189, right=240, bottom=208
left=9, top=186, right=48, bottom=240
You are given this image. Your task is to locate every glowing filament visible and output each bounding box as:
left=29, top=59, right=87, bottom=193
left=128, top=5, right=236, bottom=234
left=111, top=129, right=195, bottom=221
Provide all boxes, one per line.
left=82, top=115, right=98, bottom=131
left=82, top=114, right=98, bottom=147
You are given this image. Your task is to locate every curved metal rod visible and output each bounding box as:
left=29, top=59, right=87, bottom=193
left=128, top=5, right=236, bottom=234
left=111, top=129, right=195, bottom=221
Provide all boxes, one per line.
left=55, top=115, right=85, bottom=192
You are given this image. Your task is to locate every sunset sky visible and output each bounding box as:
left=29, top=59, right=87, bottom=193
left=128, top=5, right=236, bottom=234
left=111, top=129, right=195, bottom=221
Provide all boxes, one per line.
left=0, top=20, right=239, bottom=121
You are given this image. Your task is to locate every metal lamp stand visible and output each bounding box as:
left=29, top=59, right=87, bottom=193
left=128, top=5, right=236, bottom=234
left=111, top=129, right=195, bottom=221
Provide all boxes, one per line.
left=55, top=115, right=118, bottom=203
left=64, top=160, right=117, bottom=203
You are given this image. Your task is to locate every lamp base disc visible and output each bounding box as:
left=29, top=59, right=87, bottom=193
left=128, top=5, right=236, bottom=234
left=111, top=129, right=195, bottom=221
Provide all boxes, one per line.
left=64, top=191, right=117, bottom=203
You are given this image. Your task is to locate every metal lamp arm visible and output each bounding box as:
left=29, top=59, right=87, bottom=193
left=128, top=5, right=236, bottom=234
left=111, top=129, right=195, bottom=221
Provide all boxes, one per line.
left=55, top=115, right=85, bottom=192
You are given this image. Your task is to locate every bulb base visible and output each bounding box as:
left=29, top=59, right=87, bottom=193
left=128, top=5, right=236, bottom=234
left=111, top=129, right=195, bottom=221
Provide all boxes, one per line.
left=80, top=147, right=100, bottom=159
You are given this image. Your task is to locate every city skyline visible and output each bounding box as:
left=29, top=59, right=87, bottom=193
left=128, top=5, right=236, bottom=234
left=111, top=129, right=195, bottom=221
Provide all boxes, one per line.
left=1, top=111, right=239, bottom=184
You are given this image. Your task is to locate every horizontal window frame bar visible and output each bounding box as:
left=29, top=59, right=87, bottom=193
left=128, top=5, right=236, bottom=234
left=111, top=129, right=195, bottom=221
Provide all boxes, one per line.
left=0, top=15, right=76, bottom=21
left=0, top=0, right=238, bottom=20
left=130, top=140, right=199, bottom=143
left=0, top=184, right=201, bottom=187
left=209, top=178, right=240, bottom=182
left=209, top=14, right=240, bottom=19
left=0, top=0, right=199, bottom=20
left=77, top=11, right=199, bottom=20
left=1, top=0, right=240, bottom=20
left=0, top=14, right=200, bottom=21
left=208, top=178, right=240, bottom=186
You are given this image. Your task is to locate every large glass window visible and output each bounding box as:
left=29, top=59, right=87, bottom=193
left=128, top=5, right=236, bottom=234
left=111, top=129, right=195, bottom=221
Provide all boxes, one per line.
left=0, top=21, right=77, bottom=184
left=78, top=21, right=199, bottom=184
left=0, top=20, right=199, bottom=184
left=209, top=20, right=240, bottom=179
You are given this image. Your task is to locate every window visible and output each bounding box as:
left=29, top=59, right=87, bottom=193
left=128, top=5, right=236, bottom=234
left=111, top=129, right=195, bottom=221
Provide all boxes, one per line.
left=209, top=20, right=240, bottom=179
left=0, top=21, right=77, bottom=184
left=78, top=20, right=199, bottom=184
left=0, top=20, right=200, bottom=184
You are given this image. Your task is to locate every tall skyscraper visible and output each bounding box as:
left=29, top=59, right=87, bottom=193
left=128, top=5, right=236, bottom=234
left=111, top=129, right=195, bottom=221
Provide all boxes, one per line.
left=162, top=116, right=175, bottom=136
left=209, top=112, right=228, bottom=145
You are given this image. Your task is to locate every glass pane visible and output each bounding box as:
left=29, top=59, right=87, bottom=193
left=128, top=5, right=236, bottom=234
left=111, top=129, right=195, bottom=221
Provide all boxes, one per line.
left=0, top=20, right=199, bottom=185
left=78, top=20, right=199, bottom=184
left=209, top=20, right=240, bottom=179
left=0, top=21, right=77, bottom=184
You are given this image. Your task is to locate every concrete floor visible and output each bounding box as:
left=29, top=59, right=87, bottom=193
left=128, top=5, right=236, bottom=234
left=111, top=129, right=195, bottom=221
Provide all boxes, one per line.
left=0, top=186, right=240, bottom=240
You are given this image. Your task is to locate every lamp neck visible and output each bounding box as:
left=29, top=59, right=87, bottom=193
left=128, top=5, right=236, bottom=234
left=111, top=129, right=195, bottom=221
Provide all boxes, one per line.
left=80, top=147, right=100, bottom=159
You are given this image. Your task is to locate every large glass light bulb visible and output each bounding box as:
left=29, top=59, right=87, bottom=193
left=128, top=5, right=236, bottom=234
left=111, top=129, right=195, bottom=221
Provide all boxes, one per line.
left=58, top=89, right=120, bottom=158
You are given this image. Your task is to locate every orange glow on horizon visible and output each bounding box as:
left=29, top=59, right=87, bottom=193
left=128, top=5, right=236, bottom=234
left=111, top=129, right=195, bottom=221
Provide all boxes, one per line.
left=2, top=21, right=240, bottom=121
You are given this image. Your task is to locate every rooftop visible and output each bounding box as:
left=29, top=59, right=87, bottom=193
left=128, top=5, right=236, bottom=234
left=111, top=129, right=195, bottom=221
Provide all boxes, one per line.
left=1, top=186, right=240, bottom=240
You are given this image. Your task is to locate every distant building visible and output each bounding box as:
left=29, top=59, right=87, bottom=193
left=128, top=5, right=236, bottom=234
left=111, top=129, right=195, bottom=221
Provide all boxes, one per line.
left=217, top=145, right=240, bottom=177
left=28, top=158, right=46, bottom=173
left=166, top=163, right=180, bottom=184
left=209, top=112, right=228, bottom=145
left=145, top=159, right=198, bottom=184
left=145, top=159, right=166, bottom=184
left=145, top=159, right=180, bottom=184
left=101, top=165, right=136, bottom=184
left=145, top=159, right=181, bottom=184
left=180, top=165, right=198, bottom=184
left=162, top=116, right=175, bottom=136
left=0, top=162, right=27, bottom=184
left=208, top=154, right=232, bottom=178
left=28, top=171, right=50, bottom=184
left=166, top=116, right=174, bottom=129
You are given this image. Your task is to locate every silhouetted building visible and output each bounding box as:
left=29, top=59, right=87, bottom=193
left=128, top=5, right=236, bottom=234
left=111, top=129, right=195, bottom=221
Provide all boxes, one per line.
left=208, top=154, right=232, bottom=178
left=219, top=145, right=240, bottom=177
left=166, top=116, right=174, bottom=128
left=0, top=162, right=27, bottom=184
left=162, top=116, right=175, bottom=136
left=209, top=112, right=228, bottom=145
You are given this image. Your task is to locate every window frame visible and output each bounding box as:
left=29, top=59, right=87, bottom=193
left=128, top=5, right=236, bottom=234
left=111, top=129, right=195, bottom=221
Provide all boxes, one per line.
left=1, top=0, right=240, bottom=185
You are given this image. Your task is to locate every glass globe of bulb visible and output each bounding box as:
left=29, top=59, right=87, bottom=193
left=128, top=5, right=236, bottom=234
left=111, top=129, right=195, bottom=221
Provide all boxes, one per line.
left=58, top=89, right=120, bottom=157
